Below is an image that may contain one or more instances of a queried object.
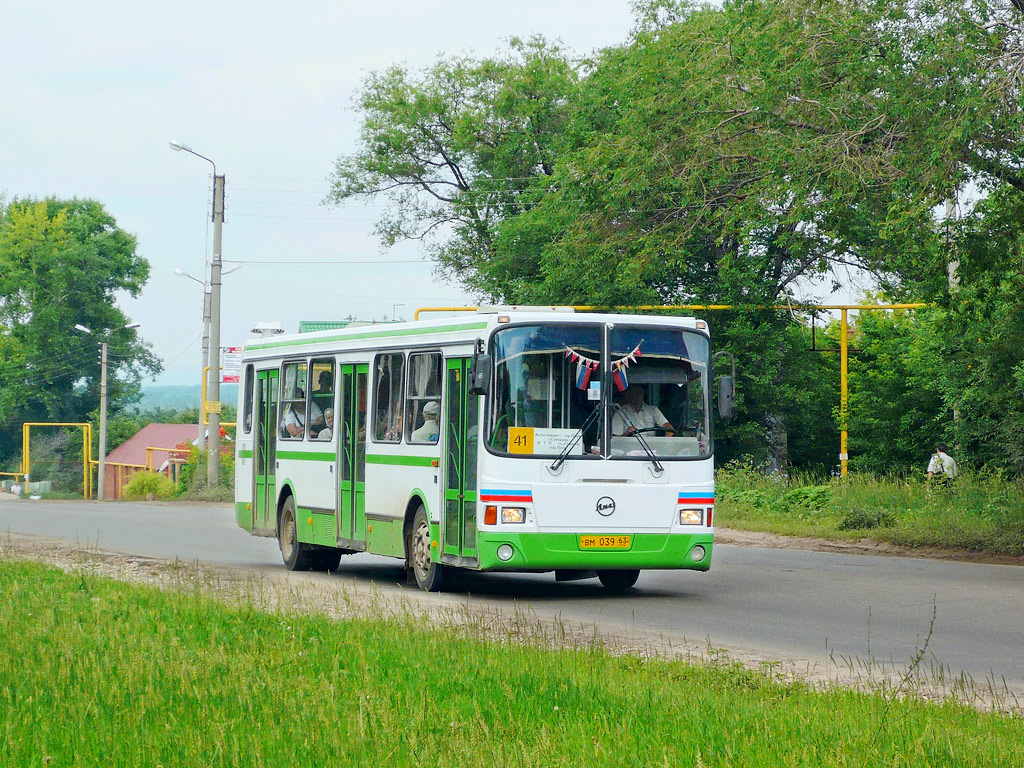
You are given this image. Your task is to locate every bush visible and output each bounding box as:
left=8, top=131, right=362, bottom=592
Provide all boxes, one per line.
left=838, top=507, right=895, bottom=531
left=177, top=446, right=234, bottom=502
left=123, top=471, right=177, bottom=501
left=781, top=484, right=833, bottom=511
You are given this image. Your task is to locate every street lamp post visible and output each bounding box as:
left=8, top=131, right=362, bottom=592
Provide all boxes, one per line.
left=76, top=322, right=140, bottom=500
left=170, top=140, right=225, bottom=489
left=175, top=268, right=211, bottom=448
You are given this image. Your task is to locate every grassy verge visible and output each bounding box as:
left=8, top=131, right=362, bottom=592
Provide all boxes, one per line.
left=0, top=560, right=1021, bottom=767
left=716, top=463, right=1024, bottom=556
left=37, top=491, right=83, bottom=501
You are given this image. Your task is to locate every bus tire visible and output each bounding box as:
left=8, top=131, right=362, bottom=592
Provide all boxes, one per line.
left=597, top=569, right=640, bottom=592
left=408, top=505, right=446, bottom=592
left=312, top=549, right=342, bottom=572
left=279, top=495, right=316, bottom=571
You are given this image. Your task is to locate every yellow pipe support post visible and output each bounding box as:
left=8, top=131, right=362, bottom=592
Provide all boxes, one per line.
left=145, top=446, right=190, bottom=472
left=840, top=309, right=849, bottom=477
left=201, top=365, right=236, bottom=428
left=22, top=422, right=93, bottom=500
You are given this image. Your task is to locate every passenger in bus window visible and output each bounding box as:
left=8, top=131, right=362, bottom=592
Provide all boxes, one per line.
left=282, top=390, right=324, bottom=438
left=317, top=408, right=334, bottom=440
left=411, top=401, right=440, bottom=443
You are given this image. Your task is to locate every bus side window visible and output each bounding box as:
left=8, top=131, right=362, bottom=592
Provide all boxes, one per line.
left=279, top=360, right=308, bottom=440
left=406, top=352, right=442, bottom=444
left=242, top=364, right=254, bottom=434
left=310, top=358, right=335, bottom=439
left=373, top=352, right=405, bottom=442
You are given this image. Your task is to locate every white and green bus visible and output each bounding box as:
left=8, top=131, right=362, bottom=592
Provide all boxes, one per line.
left=234, top=308, right=733, bottom=591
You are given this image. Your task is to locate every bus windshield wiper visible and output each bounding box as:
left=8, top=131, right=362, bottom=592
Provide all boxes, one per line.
left=614, top=405, right=664, bottom=473
left=550, top=402, right=603, bottom=472
left=627, top=429, right=664, bottom=473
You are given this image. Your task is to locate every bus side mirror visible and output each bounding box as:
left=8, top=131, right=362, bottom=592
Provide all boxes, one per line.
left=469, top=346, right=491, bottom=395
left=718, top=376, right=735, bottom=420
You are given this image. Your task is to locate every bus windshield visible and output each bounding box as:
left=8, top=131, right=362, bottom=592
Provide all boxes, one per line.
left=487, top=322, right=711, bottom=460
left=609, top=325, right=710, bottom=461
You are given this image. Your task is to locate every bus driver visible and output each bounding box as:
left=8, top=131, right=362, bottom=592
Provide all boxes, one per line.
left=612, top=385, right=675, bottom=437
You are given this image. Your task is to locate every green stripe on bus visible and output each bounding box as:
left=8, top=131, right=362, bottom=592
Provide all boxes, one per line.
left=276, top=450, right=335, bottom=462
left=238, top=449, right=253, bottom=458
left=247, top=321, right=489, bottom=351
left=366, top=454, right=437, bottom=467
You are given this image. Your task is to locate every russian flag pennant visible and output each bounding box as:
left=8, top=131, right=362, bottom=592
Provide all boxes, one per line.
left=576, top=361, right=594, bottom=390
left=613, top=362, right=628, bottom=391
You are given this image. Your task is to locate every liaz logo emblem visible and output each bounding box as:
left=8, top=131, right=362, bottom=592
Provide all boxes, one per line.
left=596, top=496, right=616, bottom=517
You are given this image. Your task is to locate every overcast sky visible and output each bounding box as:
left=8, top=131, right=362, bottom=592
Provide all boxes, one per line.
left=2, top=0, right=638, bottom=385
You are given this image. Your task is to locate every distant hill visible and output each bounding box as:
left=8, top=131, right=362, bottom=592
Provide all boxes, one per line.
left=135, top=384, right=239, bottom=413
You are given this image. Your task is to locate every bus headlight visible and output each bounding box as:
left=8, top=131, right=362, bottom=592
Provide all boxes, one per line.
left=679, top=508, right=703, bottom=525
left=496, top=544, right=514, bottom=561
left=691, top=545, right=707, bottom=563
left=501, top=506, right=526, bottom=523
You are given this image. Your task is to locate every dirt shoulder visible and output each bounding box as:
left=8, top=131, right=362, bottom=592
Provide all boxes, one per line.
left=715, top=527, right=1024, bottom=567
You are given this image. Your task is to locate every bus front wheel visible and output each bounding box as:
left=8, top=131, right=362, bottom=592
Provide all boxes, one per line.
left=408, top=505, right=446, bottom=592
left=279, top=496, right=316, bottom=571
left=597, top=569, right=640, bottom=592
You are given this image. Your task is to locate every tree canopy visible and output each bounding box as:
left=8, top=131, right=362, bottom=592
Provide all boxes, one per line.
left=328, top=0, right=1024, bottom=474
left=0, top=198, right=159, bottom=464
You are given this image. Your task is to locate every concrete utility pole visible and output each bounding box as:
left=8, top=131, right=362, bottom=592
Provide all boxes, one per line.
left=75, top=322, right=139, bottom=500
left=208, top=173, right=225, bottom=488
left=169, top=141, right=226, bottom=489
left=174, top=267, right=212, bottom=448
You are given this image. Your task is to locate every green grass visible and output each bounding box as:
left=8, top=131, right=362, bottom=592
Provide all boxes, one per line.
left=36, top=491, right=84, bottom=501
left=716, top=463, right=1024, bottom=556
left=0, top=560, right=1021, bottom=767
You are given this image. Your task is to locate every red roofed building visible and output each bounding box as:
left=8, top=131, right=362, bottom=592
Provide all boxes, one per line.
left=102, top=423, right=197, bottom=500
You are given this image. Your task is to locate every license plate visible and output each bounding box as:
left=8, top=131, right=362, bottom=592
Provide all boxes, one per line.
left=579, top=535, right=632, bottom=550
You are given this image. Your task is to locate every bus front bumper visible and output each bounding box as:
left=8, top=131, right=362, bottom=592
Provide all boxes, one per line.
left=475, top=531, right=713, bottom=572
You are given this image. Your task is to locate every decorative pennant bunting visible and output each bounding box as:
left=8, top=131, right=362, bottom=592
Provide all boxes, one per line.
left=565, top=341, right=642, bottom=391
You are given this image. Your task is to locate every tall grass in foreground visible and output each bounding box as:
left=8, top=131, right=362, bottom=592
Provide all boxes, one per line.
left=716, top=462, right=1024, bottom=556
left=0, top=561, right=1021, bottom=767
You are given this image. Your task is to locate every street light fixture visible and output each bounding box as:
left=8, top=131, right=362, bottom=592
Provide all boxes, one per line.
left=170, top=139, right=226, bottom=490
left=75, top=322, right=141, bottom=501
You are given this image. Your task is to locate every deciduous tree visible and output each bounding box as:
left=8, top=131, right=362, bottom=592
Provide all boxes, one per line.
left=0, top=198, right=160, bottom=464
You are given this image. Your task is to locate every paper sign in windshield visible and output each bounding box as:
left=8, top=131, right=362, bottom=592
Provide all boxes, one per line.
left=508, top=427, right=583, bottom=455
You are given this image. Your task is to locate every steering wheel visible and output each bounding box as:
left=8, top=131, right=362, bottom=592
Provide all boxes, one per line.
left=630, top=427, right=675, bottom=437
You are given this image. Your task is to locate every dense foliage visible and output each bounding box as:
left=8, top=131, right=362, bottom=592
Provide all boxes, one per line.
left=0, top=198, right=160, bottom=474
left=330, top=0, right=1024, bottom=476
left=716, top=460, right=1024, bottom=556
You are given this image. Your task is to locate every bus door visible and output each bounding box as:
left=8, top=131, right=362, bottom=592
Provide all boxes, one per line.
left=254, top=369, right=279, bottom=533
left=337, top=363, right=368, bottom=547
left=442, top=358, right=479, bottom=566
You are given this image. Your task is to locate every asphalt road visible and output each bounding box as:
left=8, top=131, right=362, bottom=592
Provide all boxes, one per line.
left=2, top=497, right=1022, bottom=698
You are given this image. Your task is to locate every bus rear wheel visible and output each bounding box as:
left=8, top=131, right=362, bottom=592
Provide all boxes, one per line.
left=597, top=569, right=640, bottom=592
left=408, top=505, right=446, bottom=592
left=279, top=496, right=316, bottom=571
